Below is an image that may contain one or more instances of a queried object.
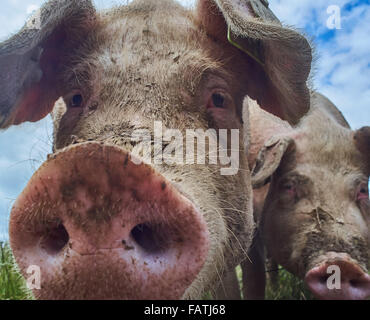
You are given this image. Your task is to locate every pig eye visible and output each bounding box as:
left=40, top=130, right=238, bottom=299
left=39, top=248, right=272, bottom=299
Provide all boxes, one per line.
left=69, top=94, right=84, bottom=108
left=282, top=181, right=297, bottom=198
left=208, top=92, right=226, bottom=109
left=283, top=183, right=295, bottom=191
left=357, top=183, right=369, bottom=201
left=279, top=180, right=298, bottom=204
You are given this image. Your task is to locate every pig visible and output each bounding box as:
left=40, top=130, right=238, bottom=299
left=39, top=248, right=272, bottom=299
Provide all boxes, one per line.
left=0, top=0, right=313, bottom=299
left=237, top=93, right=369, bottom=300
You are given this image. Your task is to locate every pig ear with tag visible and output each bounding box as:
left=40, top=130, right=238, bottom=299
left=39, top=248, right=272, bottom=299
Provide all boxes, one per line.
left=197, top=0, right=312, bottom=125
left=354, top=126, right=370, bottom=176
left=0, top=0, right=96, bottom=129
left=251, top=136, right=295, bottom=189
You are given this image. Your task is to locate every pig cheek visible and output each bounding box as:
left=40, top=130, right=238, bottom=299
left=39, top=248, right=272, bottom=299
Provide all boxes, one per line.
left=55, top=109, right=83, bottom=149
left=353, top=201, right=370, bottom=239
left=362, top=202, right=370, bottom=243
left=283, top=189, right=298, bottom=204
left=206, top=108, right=241, bottom=130
left=263, top=203, right=312, bottom=274
left=262, top=207, right=295, bottom=265
left=263, top=195, right=299, bottom=256
left=359, top=199, right=370, bottom=220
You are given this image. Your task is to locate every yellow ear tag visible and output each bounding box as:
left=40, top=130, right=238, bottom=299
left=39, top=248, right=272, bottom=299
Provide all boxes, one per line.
left=227, top=26, right=265, bottom=68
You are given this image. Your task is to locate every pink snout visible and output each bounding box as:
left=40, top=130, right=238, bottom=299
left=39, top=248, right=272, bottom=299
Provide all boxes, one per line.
left=305, top=254, right=370, bottom=300
left=9, top=143, right=209, bottom=300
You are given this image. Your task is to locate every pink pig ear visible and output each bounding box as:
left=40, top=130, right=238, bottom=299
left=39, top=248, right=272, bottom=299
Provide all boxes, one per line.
left=0, top=0, right=96, bottom=129
left=354, top=126, right=370, bottom=175
left=197, top=0, right=312, bottom=125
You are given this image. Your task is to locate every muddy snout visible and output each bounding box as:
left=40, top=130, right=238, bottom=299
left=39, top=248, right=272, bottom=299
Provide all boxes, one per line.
left=9, top=143, right=209, bottom=300
left=305, top=253, right=370, bottom=300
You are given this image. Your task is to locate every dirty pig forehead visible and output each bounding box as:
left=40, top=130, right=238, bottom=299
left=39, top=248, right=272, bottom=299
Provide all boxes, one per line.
left=280, top=140, right=369, bottom=183
left=60, top=8, right=232, bottom=103
left=293, top=126, right=367, bottom=175
left=94, top=3, right=214, bottom=67
left=97, top=0, right=197, bottom=42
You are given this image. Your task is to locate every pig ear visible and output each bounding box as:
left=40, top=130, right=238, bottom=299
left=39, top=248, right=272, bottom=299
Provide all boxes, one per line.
left=0, top=0, right=96, bottom=129
left=251, top=136, right=295, bottom=188
left=311, top=92, right=351, bottom=129
left=197, top=0, right=312, bottom=125
left=354, top=126, right=370, bottom=175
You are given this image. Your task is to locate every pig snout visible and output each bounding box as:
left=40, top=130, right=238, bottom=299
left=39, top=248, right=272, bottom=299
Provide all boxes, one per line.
left=305, top=253, right=370, bottom=300
left=9, top=142, right=209, bottom=300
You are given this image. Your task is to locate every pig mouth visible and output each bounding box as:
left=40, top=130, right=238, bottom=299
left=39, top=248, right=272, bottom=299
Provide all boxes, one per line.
left=9, top=142, right=209, bottom=300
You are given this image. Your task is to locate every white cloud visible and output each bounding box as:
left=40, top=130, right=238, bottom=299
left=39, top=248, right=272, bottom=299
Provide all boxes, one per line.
left=0, top=0, right=44, bottom=39
left=26, top=4, right=39, bottom=14
left=269, top=0, right=347, bottom=29
left=270, top=0, right=370, bottom=130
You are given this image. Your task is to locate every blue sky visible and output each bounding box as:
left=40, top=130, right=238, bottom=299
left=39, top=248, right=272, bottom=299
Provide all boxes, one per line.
left=0, top=0, right=369, bottom=240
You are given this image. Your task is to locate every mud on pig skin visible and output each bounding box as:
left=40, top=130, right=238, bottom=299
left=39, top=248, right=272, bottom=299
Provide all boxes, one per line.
left=0, top=0, right=313, bottom=299
left=240, top=93, right=369, bottom=300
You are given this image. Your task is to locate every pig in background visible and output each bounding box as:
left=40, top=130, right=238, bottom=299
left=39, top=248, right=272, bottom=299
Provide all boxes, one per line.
left=216, top=93, right=370, bottom=300
left=0, top=0, right=313, bottom=299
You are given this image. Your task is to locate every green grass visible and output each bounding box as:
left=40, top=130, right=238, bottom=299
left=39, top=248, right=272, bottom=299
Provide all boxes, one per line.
left=235, top=265, right=314, bottom=300
left=0, top=241, right=312, bottom=300
left=265, top=268, right=314, bottom=300
left=0, top=242, right=32, bottom=300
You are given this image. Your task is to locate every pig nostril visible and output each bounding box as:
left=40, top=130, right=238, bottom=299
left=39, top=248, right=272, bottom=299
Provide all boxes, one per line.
left=40, top=224, right=69, bottom=255
left=131, top=223, right=168, bottom=254
left=350, top=279, right=361, bottom=287
left=319, top=275, right=329, bottom=284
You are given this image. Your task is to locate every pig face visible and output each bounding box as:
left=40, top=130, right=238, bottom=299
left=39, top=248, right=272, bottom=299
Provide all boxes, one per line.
left=254, top=104, right=370, bottom=300
left=0, top=0, right=312, bottom=299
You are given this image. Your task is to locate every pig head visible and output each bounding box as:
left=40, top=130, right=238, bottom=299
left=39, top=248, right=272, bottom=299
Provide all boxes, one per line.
left=0, top=0, right=312, bottom=299
left=249, top=93, right=370, bottom=300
